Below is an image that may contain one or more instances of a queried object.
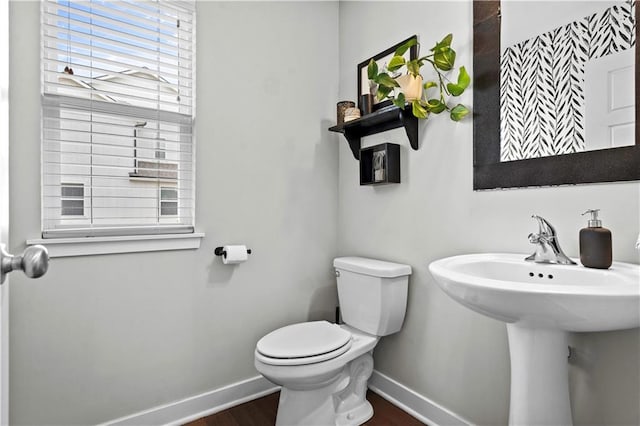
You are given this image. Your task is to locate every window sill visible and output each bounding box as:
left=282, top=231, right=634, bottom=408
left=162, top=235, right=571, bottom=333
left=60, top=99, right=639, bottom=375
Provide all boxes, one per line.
left=26, top=232, right=205, bottom=258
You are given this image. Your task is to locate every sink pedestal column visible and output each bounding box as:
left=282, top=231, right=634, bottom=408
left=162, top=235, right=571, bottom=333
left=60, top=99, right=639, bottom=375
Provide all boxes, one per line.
left=506, top=324, right=572, bottom=425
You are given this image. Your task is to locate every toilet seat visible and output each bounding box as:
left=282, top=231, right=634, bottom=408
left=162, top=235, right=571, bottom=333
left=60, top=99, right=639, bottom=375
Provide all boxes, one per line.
left=256, top=321, right=352, bottom=366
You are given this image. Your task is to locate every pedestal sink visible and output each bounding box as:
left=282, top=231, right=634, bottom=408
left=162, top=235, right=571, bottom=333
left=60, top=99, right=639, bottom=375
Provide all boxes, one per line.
left=428, top=253, right=640, bottom=425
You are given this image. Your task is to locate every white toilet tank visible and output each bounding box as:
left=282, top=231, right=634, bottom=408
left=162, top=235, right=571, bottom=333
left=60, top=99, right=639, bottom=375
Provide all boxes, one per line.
left=333, top=257, right=411, bottom=336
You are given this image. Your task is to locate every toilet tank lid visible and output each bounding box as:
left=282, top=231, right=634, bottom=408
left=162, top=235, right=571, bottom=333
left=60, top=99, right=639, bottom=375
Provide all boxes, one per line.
left=333, top=257, right=412, bottom=278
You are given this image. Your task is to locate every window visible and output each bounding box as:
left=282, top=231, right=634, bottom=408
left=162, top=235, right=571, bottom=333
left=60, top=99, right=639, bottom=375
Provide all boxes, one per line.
left=160, top=187, right=178, bottom=216
left=41, top=0, right=195, bottom=238
left=60, top=182, right=84, bottom=216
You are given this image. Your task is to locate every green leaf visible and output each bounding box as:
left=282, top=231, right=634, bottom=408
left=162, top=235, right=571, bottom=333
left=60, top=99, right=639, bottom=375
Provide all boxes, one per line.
left=406, top=59, right=421, bottom=76
left=433, top=48, right=456, bottom=71
left=426, top=99, right=446, bottom=114
left=457, top=66, right=470, bottom=88
left=374, top=72, right=399, bottom=88
left=394, top=37, right=418, bottom=56
left=392, top=92, right=406, bottom=108
left=447, top=66, right=470, bottom=95
left=367, top=59, right=378, bottom=80
left=376, top=85, right=393, bottom=101
left=450, top=104, right=470, bottom=121
left=447, top=83, right=463, bottom=96
left=412, top=100, right=428, bottom=119
left=430, top=33, right=453, bottom=52
left=423, top=81, right=438, bottom=90
left=387, top=55, right=406, bottom=72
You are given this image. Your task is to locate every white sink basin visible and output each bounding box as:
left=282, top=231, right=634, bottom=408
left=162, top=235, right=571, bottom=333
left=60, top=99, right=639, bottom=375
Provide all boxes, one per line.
left=428, top=253, right=640, bottom=426
left=428, top=253, right=640, bottom=331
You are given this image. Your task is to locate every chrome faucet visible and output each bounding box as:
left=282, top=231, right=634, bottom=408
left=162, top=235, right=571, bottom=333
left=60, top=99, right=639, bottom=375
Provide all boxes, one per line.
left=525, top=215, right=576, bottom=265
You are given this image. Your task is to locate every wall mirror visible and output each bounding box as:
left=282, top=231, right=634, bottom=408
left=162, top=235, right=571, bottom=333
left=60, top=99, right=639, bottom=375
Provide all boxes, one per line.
left=473, top=0, right=639, bottom=189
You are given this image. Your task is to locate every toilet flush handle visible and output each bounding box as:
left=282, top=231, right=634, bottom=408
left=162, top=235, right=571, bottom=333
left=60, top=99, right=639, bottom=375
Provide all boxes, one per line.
left=335, top=270, right=340, bottom=277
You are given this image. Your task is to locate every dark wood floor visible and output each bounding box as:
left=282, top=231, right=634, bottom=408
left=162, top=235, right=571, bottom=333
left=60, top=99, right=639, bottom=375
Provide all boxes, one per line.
left=185, top=390, right=425, bottom=426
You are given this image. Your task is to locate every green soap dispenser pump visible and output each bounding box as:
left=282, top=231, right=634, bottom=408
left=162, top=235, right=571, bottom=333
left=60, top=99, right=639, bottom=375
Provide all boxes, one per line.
left=579, top=209, right=612, bottom=269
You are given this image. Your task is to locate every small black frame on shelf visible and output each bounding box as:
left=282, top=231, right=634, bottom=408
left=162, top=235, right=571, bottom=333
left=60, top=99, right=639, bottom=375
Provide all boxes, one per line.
left=328, top=105, right=418, bottom=160
left=360, top=143, right=400, bottom=185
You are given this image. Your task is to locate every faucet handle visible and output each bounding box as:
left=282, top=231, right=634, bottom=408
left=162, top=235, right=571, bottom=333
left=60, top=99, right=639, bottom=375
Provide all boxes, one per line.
left=531, top=214, right=555, bottom=236
left=528, top=232, right=541, bottom=244
left=528, top=232, right=551, bottom=245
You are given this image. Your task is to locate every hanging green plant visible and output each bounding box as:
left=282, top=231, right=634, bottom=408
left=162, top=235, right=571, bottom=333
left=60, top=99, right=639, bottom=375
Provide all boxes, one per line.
left=367, top=34, right=470, bottom=121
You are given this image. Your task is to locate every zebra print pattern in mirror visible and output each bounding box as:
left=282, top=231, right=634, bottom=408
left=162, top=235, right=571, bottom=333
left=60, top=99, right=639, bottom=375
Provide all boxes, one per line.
left=500, top=1, right=636, bottom=161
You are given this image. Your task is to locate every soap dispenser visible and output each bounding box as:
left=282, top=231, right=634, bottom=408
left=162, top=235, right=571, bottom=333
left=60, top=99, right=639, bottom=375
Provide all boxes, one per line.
left=579, top=209, right=612, bottom=269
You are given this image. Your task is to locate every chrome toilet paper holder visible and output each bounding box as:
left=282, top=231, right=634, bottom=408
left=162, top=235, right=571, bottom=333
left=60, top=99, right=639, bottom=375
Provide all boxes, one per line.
left=214, top=246, right=252, bottom=258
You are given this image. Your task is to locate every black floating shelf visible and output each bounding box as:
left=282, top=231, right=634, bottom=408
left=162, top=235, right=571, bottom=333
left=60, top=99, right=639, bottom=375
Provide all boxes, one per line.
left=328, top=105, right=418, bottom=160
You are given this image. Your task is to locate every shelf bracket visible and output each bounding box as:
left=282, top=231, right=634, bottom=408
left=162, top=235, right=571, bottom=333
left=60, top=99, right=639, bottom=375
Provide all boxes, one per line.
left=343, top=129, right=361, bottom=160
left=399, top=109, right=419, bottom=150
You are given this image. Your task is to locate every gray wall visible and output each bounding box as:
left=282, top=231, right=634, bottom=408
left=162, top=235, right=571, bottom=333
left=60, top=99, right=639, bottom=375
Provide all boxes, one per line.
left=8, top=2, right=339, bottom=424
left=338, top=2, right=640, bottom=425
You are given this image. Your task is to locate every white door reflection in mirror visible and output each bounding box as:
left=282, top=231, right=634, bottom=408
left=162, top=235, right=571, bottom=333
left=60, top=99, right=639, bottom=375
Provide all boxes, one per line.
left=585, top=50, right=635, bottom=150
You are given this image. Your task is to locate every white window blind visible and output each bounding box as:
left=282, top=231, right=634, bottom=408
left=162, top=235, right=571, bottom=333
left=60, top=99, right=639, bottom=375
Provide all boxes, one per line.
left=41, top=0, right=195, bottom=238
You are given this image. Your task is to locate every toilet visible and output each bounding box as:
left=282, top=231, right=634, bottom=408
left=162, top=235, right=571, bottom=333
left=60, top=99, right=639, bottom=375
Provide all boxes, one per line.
left=254, top=257, right=412, bottom=426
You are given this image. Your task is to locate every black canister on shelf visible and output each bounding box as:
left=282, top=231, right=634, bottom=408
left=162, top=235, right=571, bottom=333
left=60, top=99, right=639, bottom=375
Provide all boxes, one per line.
left=360, top=94, right=374, bottom=115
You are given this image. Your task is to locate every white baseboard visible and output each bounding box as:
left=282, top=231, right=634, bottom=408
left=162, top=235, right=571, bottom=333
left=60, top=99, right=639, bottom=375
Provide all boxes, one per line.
left=368, top=370, right=474, bottom=426
left=99, top=370, right=471, bottom=426
left=99, top=376, right=279, bottom=426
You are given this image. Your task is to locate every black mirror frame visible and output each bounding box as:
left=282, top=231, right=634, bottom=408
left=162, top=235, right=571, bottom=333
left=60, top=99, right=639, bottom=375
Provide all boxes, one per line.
left=473, top=0, right=640, bottom=190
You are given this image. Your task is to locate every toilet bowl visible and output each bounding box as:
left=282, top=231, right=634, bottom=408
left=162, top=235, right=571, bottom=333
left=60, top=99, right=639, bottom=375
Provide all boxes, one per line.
left=254, top=257, right=412, bottom=426
left=255, top=322, right=379, bottom=425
